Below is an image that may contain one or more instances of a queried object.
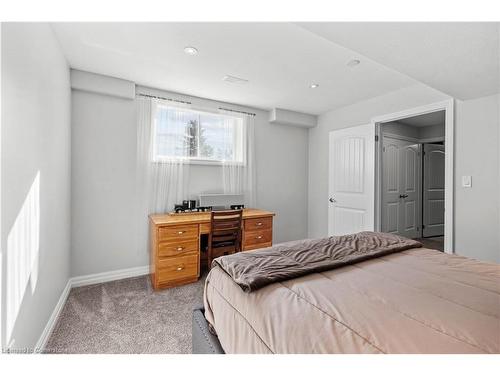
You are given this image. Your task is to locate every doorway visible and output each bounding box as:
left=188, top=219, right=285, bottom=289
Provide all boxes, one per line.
left=378, top=110, right=446, bottom=251
left=327, top=100, right=454, bottom=253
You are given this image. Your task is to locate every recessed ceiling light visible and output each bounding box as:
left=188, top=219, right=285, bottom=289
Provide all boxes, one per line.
left=347, top=59, right=361, bottom=67
left=184, top=46, right=198, bottom=55
left=310, top=83, right=319, bottom=89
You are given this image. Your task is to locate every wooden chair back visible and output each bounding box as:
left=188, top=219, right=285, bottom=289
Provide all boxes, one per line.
left=207, top=209, right=243, bottom=269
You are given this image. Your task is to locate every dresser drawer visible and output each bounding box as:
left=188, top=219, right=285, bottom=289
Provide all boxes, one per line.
left=158, top=224, right=199, bottom=242
left=157, top=253, right=198, bottom=283
left=243, top=229, right=272, bottom=248
left=244, top=216, right=273, bottom=232
left=158, top=238, right=198, bottom=258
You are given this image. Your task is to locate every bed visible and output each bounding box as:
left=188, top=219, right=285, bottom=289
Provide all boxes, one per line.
left=201, top=232, right=500, bottom=354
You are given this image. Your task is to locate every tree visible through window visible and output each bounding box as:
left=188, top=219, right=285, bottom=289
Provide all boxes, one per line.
left=153, top=105, right=244, bottom=163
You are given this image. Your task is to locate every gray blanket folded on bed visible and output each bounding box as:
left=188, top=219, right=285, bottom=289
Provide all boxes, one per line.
left=213, top=231, right=422, bottom=292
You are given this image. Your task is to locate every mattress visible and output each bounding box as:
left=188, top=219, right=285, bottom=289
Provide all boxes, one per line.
left=203, top=247, right=500, bottom=354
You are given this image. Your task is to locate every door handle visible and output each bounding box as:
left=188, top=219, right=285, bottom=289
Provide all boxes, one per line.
left=399, top=194, right=409, bottom=199
left=329, top=197, right=337, bottom=203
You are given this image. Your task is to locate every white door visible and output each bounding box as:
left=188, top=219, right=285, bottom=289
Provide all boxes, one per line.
left=328, top=124, right=375, bottom=236
left=381, top=137, right=421, bottom=239
left=423, top=143, right=445, bottom=237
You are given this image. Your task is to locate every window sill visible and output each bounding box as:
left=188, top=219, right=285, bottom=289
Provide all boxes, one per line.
left=152, top=158, right=245, bottom=167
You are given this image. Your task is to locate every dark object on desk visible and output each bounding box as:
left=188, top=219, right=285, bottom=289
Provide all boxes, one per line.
left=174, top=206, right=213, bottom=213
left=182, top=200, right=197, bottom=209
left=207, top=210, right=243, bottom=269
left=230, top=204, right=245, bottom=210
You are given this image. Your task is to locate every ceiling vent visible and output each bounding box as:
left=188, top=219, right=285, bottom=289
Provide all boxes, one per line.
left=222, top=75, right=249, bottom=84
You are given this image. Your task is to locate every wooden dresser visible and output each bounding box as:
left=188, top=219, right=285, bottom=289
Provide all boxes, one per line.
left=149, top=208, right=275, bottom=290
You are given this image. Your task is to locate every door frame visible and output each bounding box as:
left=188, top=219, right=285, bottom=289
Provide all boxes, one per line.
left=372, top=99, right=454, bottom=254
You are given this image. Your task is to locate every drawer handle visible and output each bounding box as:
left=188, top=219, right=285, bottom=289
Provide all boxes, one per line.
left=176, top=247, right=184, bottom=251
left=178, top=231, right=185, bottom=234
left=256, top=235, right=263, bottom=239
left=256, top=222, right=263, bottom=226
left=176, top=266, right=184, bottom=271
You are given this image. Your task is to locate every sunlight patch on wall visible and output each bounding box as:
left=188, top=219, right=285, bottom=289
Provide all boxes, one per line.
left=6, top=171, right=40, bottom=344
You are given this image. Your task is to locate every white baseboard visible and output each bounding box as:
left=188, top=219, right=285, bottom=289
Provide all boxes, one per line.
left=71, top=265, right=150, bottom=288
left=35, top=279, right=72, bottom=353
left=35, top=265, right=150, bottom=352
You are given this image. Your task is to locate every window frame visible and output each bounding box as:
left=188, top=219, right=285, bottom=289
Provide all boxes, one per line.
left=151, top=103, right=247, bottom=166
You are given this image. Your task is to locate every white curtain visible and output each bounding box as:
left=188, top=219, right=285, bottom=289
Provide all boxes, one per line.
left=221, top=112, right=256, bottom=207
left=136, top=96, right=190, bottom=215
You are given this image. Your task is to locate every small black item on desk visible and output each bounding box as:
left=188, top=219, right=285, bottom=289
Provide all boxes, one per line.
left=182, top=200, right=197, bottom=209
left=174, top=205, right=213, bottom=213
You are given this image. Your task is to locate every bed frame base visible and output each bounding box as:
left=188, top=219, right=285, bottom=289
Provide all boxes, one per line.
left=192, top=306, right=225, bottom=354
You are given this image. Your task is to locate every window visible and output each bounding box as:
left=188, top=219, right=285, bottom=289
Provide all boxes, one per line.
left=152, top=105, right=245, bottom=164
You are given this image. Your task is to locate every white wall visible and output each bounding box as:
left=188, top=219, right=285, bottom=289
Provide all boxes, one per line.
left=1, top=23, right=71, bottom=349
left=71, top=81, right=308, bottom=277
left=455, top=94, right=499, bottom=262
left=308, top=83, right=500, bottom=263
left=419, top=124, right=445, bottom=139
left=70, top=90, right=139, bottom=277
left=382, top=121, right=420, bottom=139
left=382, top=122, right=445, bottom=140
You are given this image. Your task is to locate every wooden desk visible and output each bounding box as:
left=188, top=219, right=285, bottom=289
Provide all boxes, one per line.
left=149, top=208, right=275, bottom=290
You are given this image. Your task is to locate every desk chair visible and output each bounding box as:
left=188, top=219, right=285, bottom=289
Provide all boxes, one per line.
left=207, top=210, right=243, bottom=269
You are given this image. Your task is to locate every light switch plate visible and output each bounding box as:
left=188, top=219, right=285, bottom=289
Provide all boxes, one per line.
left=462, top=175, right=472, bottom=188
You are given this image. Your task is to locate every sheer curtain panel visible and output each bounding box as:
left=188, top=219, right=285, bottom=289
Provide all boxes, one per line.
left=221, top=112, right=256, bottom=207
left=136, top=96, right=190, bottom=216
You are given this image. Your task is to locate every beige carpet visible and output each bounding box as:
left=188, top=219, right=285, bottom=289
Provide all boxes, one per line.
left=45, top=273, right=206, bottom=354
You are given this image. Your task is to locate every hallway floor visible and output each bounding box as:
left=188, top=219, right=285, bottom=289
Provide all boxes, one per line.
left=415, top=236, right=444, bottom=251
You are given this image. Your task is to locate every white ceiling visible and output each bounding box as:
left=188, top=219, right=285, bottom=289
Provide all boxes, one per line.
left=396, top=110, right=445, bottom=128
left=50, top=22, right=416, bottom=115
left=298, top=22, right=500, bottom=100
left=51, top=23, right=499, bottom=115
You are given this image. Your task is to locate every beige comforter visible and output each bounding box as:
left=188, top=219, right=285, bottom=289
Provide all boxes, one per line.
left=204, top=247, right=500, bottom=353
